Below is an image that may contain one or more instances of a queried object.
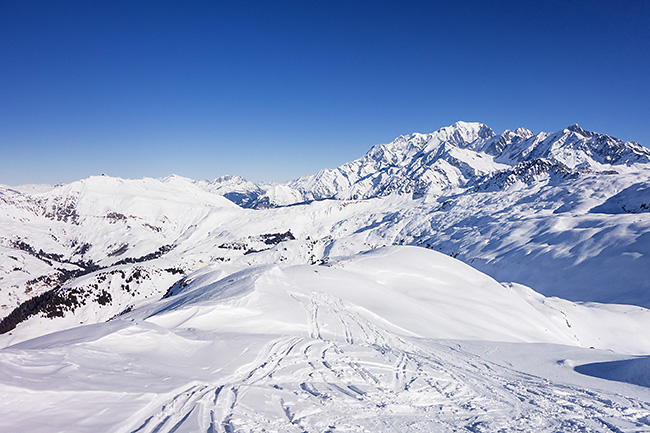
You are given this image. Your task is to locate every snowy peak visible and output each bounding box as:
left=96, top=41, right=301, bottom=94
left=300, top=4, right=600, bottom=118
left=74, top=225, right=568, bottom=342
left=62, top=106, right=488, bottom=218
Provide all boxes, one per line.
left=366, top=121, right=495, bottom=165
left=424, top=121, right=495, bottom=150
left=287, top=122, right=500, bottom=201
left=484, top=125, right=650, bottom=169
left=206, top=122, right=648, bottom=208
left=476, top=127, right=534, bottom=156
left=566, top=123, right=594, bottom=136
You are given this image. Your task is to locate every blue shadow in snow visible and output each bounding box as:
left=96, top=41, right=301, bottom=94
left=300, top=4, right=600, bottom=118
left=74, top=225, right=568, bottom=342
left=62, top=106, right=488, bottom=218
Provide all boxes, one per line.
left=575, top=356, right=650, bottom=388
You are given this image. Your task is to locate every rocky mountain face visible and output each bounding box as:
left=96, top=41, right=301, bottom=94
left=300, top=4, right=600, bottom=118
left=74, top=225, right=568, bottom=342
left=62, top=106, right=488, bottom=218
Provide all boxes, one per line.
left=204, top=121, right=650, bottom=208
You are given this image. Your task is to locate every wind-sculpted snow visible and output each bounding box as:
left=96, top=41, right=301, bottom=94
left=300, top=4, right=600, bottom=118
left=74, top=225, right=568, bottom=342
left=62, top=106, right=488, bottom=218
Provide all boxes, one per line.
left=2, top=247, right=650, bottom=432
left=133, top=247, right=650, bottom=353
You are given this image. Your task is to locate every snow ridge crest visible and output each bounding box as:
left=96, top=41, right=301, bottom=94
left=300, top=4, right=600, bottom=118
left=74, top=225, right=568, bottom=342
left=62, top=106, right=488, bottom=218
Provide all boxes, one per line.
left=212, top=122, right=649, bottom=208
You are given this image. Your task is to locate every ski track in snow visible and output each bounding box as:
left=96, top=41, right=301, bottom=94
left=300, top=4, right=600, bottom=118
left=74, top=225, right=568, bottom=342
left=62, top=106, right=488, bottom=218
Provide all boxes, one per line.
left=111, top=292, right=650, bottom=433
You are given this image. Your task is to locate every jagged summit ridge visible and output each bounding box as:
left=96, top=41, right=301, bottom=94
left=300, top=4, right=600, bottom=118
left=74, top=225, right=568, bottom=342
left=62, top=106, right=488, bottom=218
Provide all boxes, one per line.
left=481, top=124, right=650, bottom=169
left=209, top=122, right=649, bottom=208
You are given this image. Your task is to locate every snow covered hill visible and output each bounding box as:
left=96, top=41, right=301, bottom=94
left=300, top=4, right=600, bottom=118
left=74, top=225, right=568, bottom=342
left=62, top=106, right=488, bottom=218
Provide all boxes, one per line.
left=1, top=121, right=650, bottom=431
left=0, top=176, right=240, bottom=323
left=2, top=247, right=650, bottom=433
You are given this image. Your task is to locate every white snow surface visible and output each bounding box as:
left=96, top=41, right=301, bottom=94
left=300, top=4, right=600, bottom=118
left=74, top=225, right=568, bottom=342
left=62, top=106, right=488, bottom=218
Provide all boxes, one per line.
left=3, top=247, right=650, bottom=432
left=1, top=121, right=650, bottom=431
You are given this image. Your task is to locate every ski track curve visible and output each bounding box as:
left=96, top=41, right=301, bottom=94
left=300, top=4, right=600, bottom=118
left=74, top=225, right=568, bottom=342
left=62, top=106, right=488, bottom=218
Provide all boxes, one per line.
left=117, top=291, right=650, bottom=433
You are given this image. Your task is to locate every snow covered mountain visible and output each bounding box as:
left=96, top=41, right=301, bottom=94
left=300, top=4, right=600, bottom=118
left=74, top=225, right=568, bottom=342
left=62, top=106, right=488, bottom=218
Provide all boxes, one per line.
left=205, top=121, right=650, bottom=208
left=1, top=121, right=650, bottom=432
left=1, top=122, right=649, bottom=334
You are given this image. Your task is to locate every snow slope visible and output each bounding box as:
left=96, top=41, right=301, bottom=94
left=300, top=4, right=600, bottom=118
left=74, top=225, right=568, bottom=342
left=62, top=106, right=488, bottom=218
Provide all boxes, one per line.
left=0, top=175, right=239, bottom=319
left=1, top=121, right=649, bottom=431
left=2, top=247, right=650, bottom=432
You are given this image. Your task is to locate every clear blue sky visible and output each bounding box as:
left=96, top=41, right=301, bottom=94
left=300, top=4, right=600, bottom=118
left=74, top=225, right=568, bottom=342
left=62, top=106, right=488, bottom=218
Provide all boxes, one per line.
left=2, top=1, right=649, bottom=185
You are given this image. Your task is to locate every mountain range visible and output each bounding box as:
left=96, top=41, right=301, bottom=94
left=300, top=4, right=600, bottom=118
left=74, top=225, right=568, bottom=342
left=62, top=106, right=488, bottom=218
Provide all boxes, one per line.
left=203, top=121, right=650, bottom=207
left=1, top=121, right=650, bottom=432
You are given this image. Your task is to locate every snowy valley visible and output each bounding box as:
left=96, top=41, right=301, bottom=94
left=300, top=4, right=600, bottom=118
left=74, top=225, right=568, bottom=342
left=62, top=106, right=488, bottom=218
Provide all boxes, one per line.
left=1, top=122, right=650, bottom=432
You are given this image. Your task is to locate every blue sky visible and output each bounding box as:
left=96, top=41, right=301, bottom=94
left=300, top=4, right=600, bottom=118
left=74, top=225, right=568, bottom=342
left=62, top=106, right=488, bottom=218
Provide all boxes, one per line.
left=1, top=1, right=649, bottom=185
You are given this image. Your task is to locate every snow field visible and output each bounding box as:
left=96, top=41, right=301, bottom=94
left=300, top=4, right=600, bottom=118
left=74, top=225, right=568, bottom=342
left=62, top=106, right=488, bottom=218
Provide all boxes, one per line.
left=2, top=247, right=650, bottom=432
